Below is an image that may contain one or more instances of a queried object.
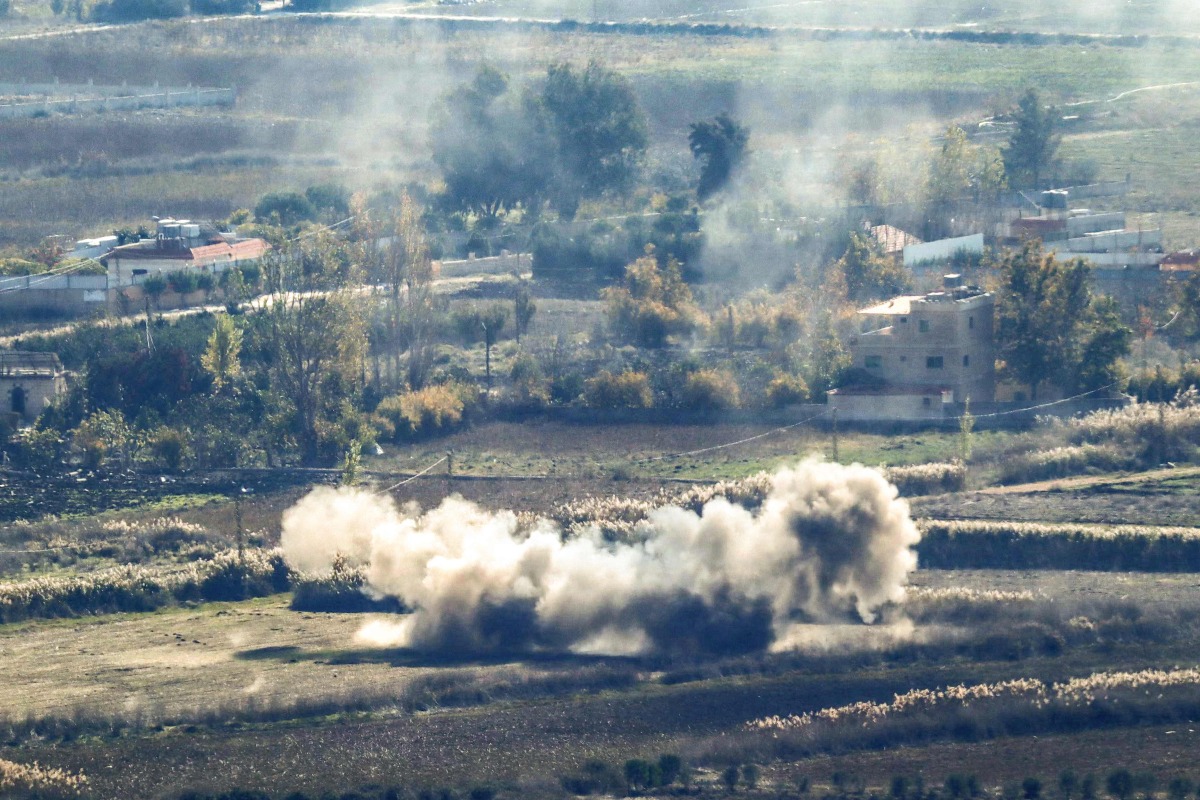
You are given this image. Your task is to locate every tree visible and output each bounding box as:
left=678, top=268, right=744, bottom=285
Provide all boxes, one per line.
left=1107, top=771, right=1134, bottom=800
left=603, top=251, right=705, bottom=347
left=430, top=66, right=548, bottom=220
left=201, top=314, right=243, bottom=392
left=534, top=61, right=648, bottom=217
left=304, top=183, right=350, bottom=221
left=827, top=231, right=910, bottom=304
left=142, top=275, right=168, bottom=310
left=376, top=191, right=436, bottom=391
left=688, top=112, right=750, bottom=201
left=513, top=280, right=537, bottom=344
left=254, top=231, right=368, bottom=465
left=995, top=240, right=1130, bottom=400
left=1003, top=89, right=1060, bottom=190
left=254, top=191, right=317, bottom=227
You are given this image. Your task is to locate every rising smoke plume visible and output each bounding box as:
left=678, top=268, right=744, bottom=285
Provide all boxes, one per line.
left=281, top=460, right=920, bottom=656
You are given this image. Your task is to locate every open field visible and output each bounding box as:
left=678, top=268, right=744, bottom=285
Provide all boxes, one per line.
left=2, top=16, right=1200, bottom=247
left=0, top=452, right=1198, bottom=797
left=5, top=563, right=1200, bottom=796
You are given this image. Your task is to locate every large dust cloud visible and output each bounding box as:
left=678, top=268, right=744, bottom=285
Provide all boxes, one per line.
left=281, top=460, right=920, bottom=656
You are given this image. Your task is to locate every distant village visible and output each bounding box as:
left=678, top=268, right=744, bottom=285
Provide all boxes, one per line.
left=2, top=177, right=1198, bottom=427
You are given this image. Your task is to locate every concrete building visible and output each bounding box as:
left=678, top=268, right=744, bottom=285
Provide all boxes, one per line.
left=831, top=275, right=995, bottom=421
left=1008, top=191, right=1164, bottom=269
left=102, top=219, right=269, bottom=289
left=0, top=219, right=268, bottom=318
left=0, top=352, right=66, bottom=424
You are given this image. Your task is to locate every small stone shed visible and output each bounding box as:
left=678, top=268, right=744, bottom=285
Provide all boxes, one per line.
left=0, top=352, right=66, bottom=423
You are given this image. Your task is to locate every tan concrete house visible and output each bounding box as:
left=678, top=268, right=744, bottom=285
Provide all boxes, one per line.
left=830, top=275, right=995, bottom=421
left=0, top=352, right=66, bottom=424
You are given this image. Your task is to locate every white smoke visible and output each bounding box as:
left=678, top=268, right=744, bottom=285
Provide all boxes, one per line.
left=281, top=460, right=920, bottom=656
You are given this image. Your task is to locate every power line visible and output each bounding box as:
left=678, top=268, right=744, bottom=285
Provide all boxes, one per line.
left=631, top=408, right=830, bottom=463
left=377, top=455, right=448, bottom=494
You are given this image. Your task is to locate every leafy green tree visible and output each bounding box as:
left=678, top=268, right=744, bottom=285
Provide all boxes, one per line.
left=254, top=191, right=317, bottom=227
left=827, top=231, right=910, bottom=304
left=688, top=113, right=750, bottom=201
left=513, top=281, right=537, bottom=344
left=304, top=183, right=351, bottom=220
left=1167, top=778, right=1193, bottom=800
left=624, top=759, right=652, bottom=792
left=1003, top=89, right=1060, bottom=190
left=74, top=408, right=134, bottom=470
left=995, top=241, right=1130, bottom=400
left=430, top=66, right=548, bottom=220
left=254, top=231, right=368, bottom=465
left=142, top=274, right=168, bottom=309
left=656, top=755, right=682, bottom=787
left=1060, top=771, right=1079, bottom=800
left=722, top=765, right=740, bottom=792
left=1106, top=770, right=1134, bottom=800
left=535, top=61, right=648, bottom=217
left=1171, top=272, right=1200, bottom=341
left=928, top=125, right=973, bottom=207
left=603, top=251, right=705, bottom=347
left=201, top=314, right=243, bottom=392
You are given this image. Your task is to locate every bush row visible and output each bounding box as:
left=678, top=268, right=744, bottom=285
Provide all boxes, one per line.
left=0, top=548, right=288, bottom=624
left=917, top=519, right=1200, bottom=572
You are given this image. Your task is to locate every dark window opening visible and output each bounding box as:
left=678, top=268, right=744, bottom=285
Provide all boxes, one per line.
left=963, top=355, right=970, bottom=367
left=10, top=386, right=26, bottom=416
left=865, top=355, right=882, bottom=369
left=922, top=397, right=931, bottom=407
left=919, top=319, right=930, bottom=332
left=900, top=316, right=908, bottom=323
left=969, top=315, right=975, bottom=329
left=1014, top=391, right=1026, bottom=403
left=926, top=356, right=944, bottom=369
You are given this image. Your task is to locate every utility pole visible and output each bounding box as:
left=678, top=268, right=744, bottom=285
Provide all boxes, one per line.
left=234, top=486, right=246, bottom=567
left=831, top=407, right=839, bottom=463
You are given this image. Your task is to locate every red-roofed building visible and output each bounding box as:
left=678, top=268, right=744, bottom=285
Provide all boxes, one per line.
left=101, top=218, right=269, bottom=289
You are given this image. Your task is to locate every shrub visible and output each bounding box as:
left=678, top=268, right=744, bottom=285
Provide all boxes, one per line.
left=167, top=269, right=201, bottom=296
left=0, top=757, right=88, bottom=795
left=562, top=760, right=625, bottom=796
left=680, top=368, right=740, bottom=411
left=375, top=383, right=473, bottom=440
left=290, top=556, right=405, bottom=613
left=147, top=426, right=193, bottom=472
left=0, top=548, right=289, bottom=624
left=508, top=353, right=549, bottom=408
left=765, top=372, right=809, bottom=407
left=5, top=427, right=65, bottom=472
left=997, top=443, right=1132, bottom=484
left=882, top=461, right=966, bottom=495
left=583, top=370, right=653, bottom=410
left=917, top=519, right=1200, bottom=572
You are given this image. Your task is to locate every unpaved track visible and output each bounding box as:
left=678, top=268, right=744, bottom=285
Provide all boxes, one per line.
left=974, top=464, right=1200, bottom=495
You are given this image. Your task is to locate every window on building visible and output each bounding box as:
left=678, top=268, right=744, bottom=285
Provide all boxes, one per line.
left=963, top=354, right=970, bottom=367
left=865, top=355, right=882, bottom=369
left=926, top=356, right=944, bottom=369
left=10, top=386, right=25, bottom=416
left=918, top=319, right=929, bottom=332
left=922, top=397, right=931, bottom=407
left=900, top=316, right=908, bottom=324
left=968, top=315, right=975, bottom=329
left=900, top=355, right=907, bottom=362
